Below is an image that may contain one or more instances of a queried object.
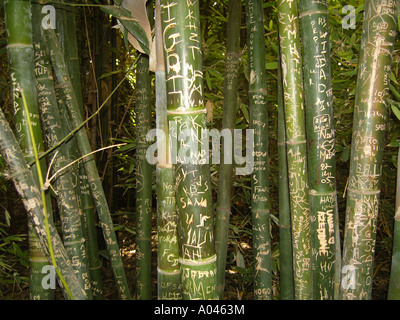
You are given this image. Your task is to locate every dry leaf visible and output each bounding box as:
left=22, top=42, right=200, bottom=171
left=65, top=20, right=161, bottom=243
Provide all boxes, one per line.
left=206, top=100, right=213, bottom=123
left=120, top=0, right=152, bottom=54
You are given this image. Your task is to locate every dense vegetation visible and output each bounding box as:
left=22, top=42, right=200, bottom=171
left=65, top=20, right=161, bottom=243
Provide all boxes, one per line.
left=0, top=0, right=399, bottom=300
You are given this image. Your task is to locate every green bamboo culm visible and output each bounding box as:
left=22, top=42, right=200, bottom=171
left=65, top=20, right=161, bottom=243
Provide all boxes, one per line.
left=277, top=46, right=294, bottom=300
left=388, top=146, right=400, bottom=299
left=215, top=0, right=242, bottom=300
left=31, top=2, right=93, bottom=299
left=160, top=0, right=217, bottom=300
left=79, top=177, right=105, bottom=300
left=298, top=0, right=341, bottom=300
left=135, top=54, right=153, bottom=300
left=42, top=26, right=131, bottom=300
left=154, top=0, right=182, bottom=300
left=63, top=3, right=84, bottom=112
left=245, top=0, right=272, bottom=300
left=55, top=2, right=104, bottom=299
left=341, top=0, right=399, bottom=300
left=277, top=0, right=312, bottom=300
left=4, top=0, right=55, bottom=300
left=0, top=107, right=87, bottom=300
left=156, top=165, right=182, bottom=299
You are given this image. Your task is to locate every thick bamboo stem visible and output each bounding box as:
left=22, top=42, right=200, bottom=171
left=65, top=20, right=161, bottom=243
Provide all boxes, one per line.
left=5, top=0, right=55, bottom=300
left=277, top=0, right=312, bottom=299
left=245, top=0, right=272, bottom=300
left=299, top=0, right=341, bottom=300
left=160, top=0, right=217, bottom=300
left=341, top=0, right=398, bottom=300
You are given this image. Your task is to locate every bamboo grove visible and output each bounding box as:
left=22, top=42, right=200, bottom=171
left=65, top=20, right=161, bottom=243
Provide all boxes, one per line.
left=0, top=0, right=400, bottom=301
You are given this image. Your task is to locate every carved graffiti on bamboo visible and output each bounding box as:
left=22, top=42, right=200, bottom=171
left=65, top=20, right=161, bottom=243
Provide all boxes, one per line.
left=341, top=0, right=398, bottom=299
left=162, top=1, right=202, bottom=110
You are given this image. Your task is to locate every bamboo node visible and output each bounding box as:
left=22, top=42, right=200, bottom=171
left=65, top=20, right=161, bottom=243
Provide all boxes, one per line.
left=395, top=208, right=400, bottom=221
left=179, top=254, right=217, bottom=266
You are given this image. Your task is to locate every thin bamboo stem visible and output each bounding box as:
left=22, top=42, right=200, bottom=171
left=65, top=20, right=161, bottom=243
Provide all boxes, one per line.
left=277, top=45, right=294, bottom=300
left=215, top=0, right=242, bottom=300
left=245, top=0, right=272, bottom=300
left=135, top=54, right=153, bottom=300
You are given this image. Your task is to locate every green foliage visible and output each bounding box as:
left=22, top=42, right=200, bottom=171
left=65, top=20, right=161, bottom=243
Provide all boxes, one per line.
left=0, top=0, right=399, bottom=300
left=100, top=4, right=150, bottom=54
left=0, top=221, right=29, bottom=298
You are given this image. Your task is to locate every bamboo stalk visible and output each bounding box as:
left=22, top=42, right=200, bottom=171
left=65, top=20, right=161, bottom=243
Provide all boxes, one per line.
left=298, top=0, right=340, bottom=300
left=215, top=0, right=242, bottom=300
left=277, top=0, right=312, bottom=300
left=160, top=0, right=217, bottom=300
left=135, top=54, right=153, bottom=300
left=63, top=3, right=84, bottom=113
left=42, top=26, right=131, bottom=300
left=277, top=45, right=294, bottom=300
left=341, top=0, right=399, bottom=300
left=0, top=107, right=87, bottom=300
left=155, top=0, right=182, bottom=300
left=5, top=0, right=55, bottom=300
left=32, top=2, right=93, bottom=299
left=56, top=3, right=105, bottom=298
left=245, top=0, right=272, bottom=300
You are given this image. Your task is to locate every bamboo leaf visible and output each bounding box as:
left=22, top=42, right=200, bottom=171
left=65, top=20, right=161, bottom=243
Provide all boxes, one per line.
left=205, top=70, right=212, bottom=90
left=101, top=1, right=150, bottom=55
left=208, top=67, right=223, bottom=81
left=265, top=61, right=278, bottom=70
left=4, top=207, right=11, bottom=227
left=390, top=99, right=400, bottom=121
left=121, top=0, right=152, bottom=55
left=390, top=83, right=400, bottom=101
left=240, top=103, right=249, bottom=124
left=391, top=71, right=398, bottom=85
left=98, top=70, right=122, bottom=80
left=235, top=249, right=245, bottom=269
left=341, top=148, right=350, bottom=162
